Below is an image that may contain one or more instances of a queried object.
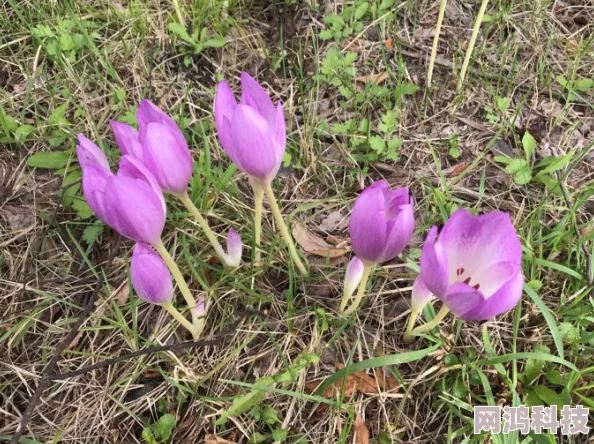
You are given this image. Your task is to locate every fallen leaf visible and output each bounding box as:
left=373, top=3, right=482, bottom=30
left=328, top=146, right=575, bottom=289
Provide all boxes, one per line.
left=384, top=38, right=393, bottom=49
left=354, top=72, right=388, bottom=85
left=375, top=345, right=400, bottom=391
left=113, top=281, right=130, bottom=306
left=293, top=223, right=349, bottom=258
left=353, top=415, right=370, bottom=444
left=205, top=434, right=237, bottom=444
left=304, top=366, right=380, bottom=398
left=568, top=39, right=579, bottom=49
left=449, top=162, right=468, bottom=177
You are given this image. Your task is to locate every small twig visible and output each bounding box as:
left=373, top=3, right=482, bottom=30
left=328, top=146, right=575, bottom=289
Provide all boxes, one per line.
left=50, top=309, right=265, bottom=381
left=9, top=237, right=121, bottom=444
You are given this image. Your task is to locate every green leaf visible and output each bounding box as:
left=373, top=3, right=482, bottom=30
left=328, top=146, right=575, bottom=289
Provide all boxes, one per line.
left=524, top=388, right=544, bottom=408
left=28, top=150, right=71, bottom=169
left=204, top=36, right=226, bottom=48
left=58, top=33, right=75, bottom=51
left=555, top=75, right=569, bottom=88
left=536, top=152, right=573, bottom=176
left=522, top=132, right=536, bottom=160
left=49, top=103, right=70, bottom=126
left=449, top=146, right=461, bottom=159
left=575, top=78, right=593, bottom=92
left=168, top=22, right=194, bottom=44
left=532, top=385, right=564, bottom=408
left=394, top=83, right=419, bottom=99
left=545, top=369, right=563, bottom=386
left=262, top=406, right=280, bottom=425
left=216, top=377, right=276, bottom=424
left=141, top=427, right=157, bottom=444
left=82, top=223, right=104, bottom=245
left=354, top=2, right=369, bottom=20
left=369, top=135, right=386, bottom=153
left=493, top=155, right=513, bottom=165
left=272, top=429, right=288, bottom=442
left=514, top=166, right=532, bottom=185
left=524, top=345, right=550, bottom=384
left=0, top=108, right=18, bottom=135
left=319, top=30, right=333, bottom=40
left=153, top=414, right=175, bottom=441
left=14, top=124, right=36, bottom=142
left=474, top=352, right=576, bottom=371
left=496, top=96, right=511, bottom=112
left=505, top=158, right=528, bottom=174
left=523, top=285, right=565, bottom=360
left=315, top=344, right=440, bottom=396
left=387, top=137, right=403, bottom=150
left=60, top=169, right=82, bottom=205
left=343, top=51, right=358, bottom=65
left=558, top=322, right=579, bottom=342
left=248, top=433, right=268, bottom=444
left=72, top=199, right=94, bottom=219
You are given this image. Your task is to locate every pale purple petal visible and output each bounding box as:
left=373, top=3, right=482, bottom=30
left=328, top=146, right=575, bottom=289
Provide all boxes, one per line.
left=239, top=72, right=276, bottom=127
left=443, top=282, right=484, bottom=320
left=192, top=295, right=206, bottom=318
left=348, top=183, right=388, bottom=263
left=214, top=80, right=238, bottom=137
left=472, top=261, right=521, bottom=298
left=117, top=156, right=166, bottom=213
left=104, top=175, right=165, bottom=244
left=472, top=212, right=522, bottom=272
left=229, top=104, right=279, bottom=181
left=77, top=134, right=109, bottom=170
left=437, top=209, right=482, bottom=281
left=137, top=99, right=179, bottom=137
left=381, top=193, right=414, bottom=262
left=411, top=276, right=432, bottom=312
left=143, top=122, right=193, bottom=193
left=343, top=256, right=365, bottom=300
left=81, top=163, right=112, bottom=222
left=464, top=272, right=524, bottom=321
left=110, top=120, right=143, bottom=160
left=420, top=226, right=449, bottom=298
left=130, top=242, right=173, bottom=305
left=273, top=102, right=287, bottom=163
left=224, top=228, right=242, bottom=267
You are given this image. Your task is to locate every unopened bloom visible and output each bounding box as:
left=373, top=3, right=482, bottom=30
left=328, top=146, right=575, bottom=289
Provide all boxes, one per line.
left=130, top=242, right=173, bottom=304
left=192, top=295, right=206, bottom=319
left=110, top=99, right=193, bottom=193
left=349, top=181, right=414, bottom=264
left=410, top=276, right=432, bottom=312
left=218, top=228, right=242, bottom=268
left=77, top=135, right=166, bottom=244
left=419, top=209, right=523, bottom=321
left=214, top=72, right=286, bottom=183
left=343, top=257, right=364, bottom=300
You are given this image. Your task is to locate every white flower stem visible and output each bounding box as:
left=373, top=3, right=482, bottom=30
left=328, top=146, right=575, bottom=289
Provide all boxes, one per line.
left=402, top=308, right=421, bottom=344
left=341, top=264, right=373, bottom=316
left=412, top=306, right=450, bottom=334
left=427, top=0, right=448, bottom=87
left=457, top=0, right=490, bottom=92
left=263, top=183, right=308, bottom=276
left=176, top=192, right=230, bottom=267
left=251, top=183, right=264, bottom=267
left=162, top=302, right=201, bottom=339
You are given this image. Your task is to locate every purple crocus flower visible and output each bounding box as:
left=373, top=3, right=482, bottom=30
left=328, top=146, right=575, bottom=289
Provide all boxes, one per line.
left=77, top=135, right=166, bottom=244
left=419, top=209, right=524, bottom=321
left=110, top=99, right=193, bottom=194
left=349, top=181, right=415, bottom=264
left=214, top=72, right=286, bottom=183
left=130, top=242, right=174, bottom=304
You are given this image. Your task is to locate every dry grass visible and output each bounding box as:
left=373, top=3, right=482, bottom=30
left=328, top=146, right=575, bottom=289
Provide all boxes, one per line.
left=1, top=0, right=594, bottom=443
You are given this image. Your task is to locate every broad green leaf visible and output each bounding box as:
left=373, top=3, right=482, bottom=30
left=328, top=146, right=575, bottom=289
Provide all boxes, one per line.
left=536, top=152, right=573, bottom=176
left=474, top=352, right=576, bottom=371
left=558, top=322, right=579, bottom=342
left=496, top=96, right=511, bottom=111
left=575, top=78, right=593, bottom=92
left=153, top=414, right=175, bottom=441
left=532, top=385, right=563, bottom=408
left=82, top=223, right=104, bottom=245
left=505, top=158, right=528, bottom=174
left=271, top=429, right=288, bottom=442
left=524, top=345, right=550, bottom=384
left=204, top=36, right=226, bottom=48
left=168, top=22, right=194, bottom=44
left=369, top=135, right=385, bottom=153
left=493, top=155, right=513, bottom=164
left=387, top=137, right=403, bottom=150
left=14, top=124, right=35, bottom=142
left=514, top=167, right=532, bottom=185
left=523, top=285, right=565, bottom=359
left=262, top=406, right=280, bottom=425
left=545, top=369, right=563, bottom=386
left=71, top=199, right=94, bottom=219
left=354, top=2, right=369, bottom=20
left=522, top=132, right=536, bottom=160
left=28, top=150, right=71, bottom=169
left=343, top=51, right=358, bottom=65
left=555, top=75, right=569, bottom=88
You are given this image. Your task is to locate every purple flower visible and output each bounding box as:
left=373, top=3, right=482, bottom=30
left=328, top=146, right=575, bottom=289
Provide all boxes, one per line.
left=348, top=181, right=414, bottom=264
left=343, top=257, right=364, bottom=299
left=419, top=209, right=524, bottom=321
left=218, top=228, right=242, bottom=267
left=130, top=242, right=174, bottom=304
left=110, top=99, right=193, bottom=194
left=77, top=134, right=166, bottom=244
left=214, top=72, right=286, bottom=183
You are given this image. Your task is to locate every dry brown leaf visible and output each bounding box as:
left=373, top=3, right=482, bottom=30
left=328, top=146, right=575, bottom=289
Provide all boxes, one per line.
left=354, top=72, right=388, bottom=85
left=353, top=415, right=370, bottom=444
left=113, top=281, right=130, bottom=306
left=450, top=162, right=468, bottom=177
left=384, top=38, right=393, bottom=49
left=205, top=434, right=237, bottom=444
left=568, top=39, right=579, bottom=49
left=375, top=345, right=400, bottom=392
left=305, top=366, right=380, bottom=398
left=293, top=223, right=349, bottom=258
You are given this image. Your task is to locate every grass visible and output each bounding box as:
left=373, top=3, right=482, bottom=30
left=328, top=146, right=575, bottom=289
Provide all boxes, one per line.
left=1, top=0, right=594, bottom=442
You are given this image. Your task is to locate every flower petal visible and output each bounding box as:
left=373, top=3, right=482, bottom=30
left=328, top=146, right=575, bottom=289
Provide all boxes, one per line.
left=214, top=80, right=238, bottom=134
left=104, top=175, right=165, bottom=244
left=137, top=99, right=179, bottom=136
left=443, top=282, right=484, bottom=320
left=130, top=242, right=173, bottom=305
left=273, top=102, right=286, bottom=164
left=110, top=120, right=143, bottom=160
left=224, top=228, right=242, bottom=267
left=343, top=256, right=365, bottom=300
left=348, top=183, right=388, bottom=263
left=239, top=72, right=276, bottom=127
left=76, top=134, right=109, bottom=170
left=81, top=163, right=112, bottom=222
left=229, top=104, right=279, bottom=181
left=472, top=261, right=522, bottom=298
left=381, top=192, right=414, bottom=262
left=420, top=226, right=449, bottom=298
left=411, top=275, right=432, bottom=312
left=143, top=122, right=193, bottom=193
left=472, top=211, right=522, bottom=271
left=192, top=295, right=207, bottom=318
left=465, top=271, right=524, bottom=321
left=117, top=156, right=166, bottom=213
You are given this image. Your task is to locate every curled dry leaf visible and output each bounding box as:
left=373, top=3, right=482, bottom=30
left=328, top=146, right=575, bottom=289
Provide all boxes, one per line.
left=304, top=365, right=382, bottom=399
left=353, top=415, right=370, bottom=444
left=354, top=72, right=388, bottom=85
left=205, top=434, right=237, bottom=444
left=293, top=223, right=349, bottom=258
